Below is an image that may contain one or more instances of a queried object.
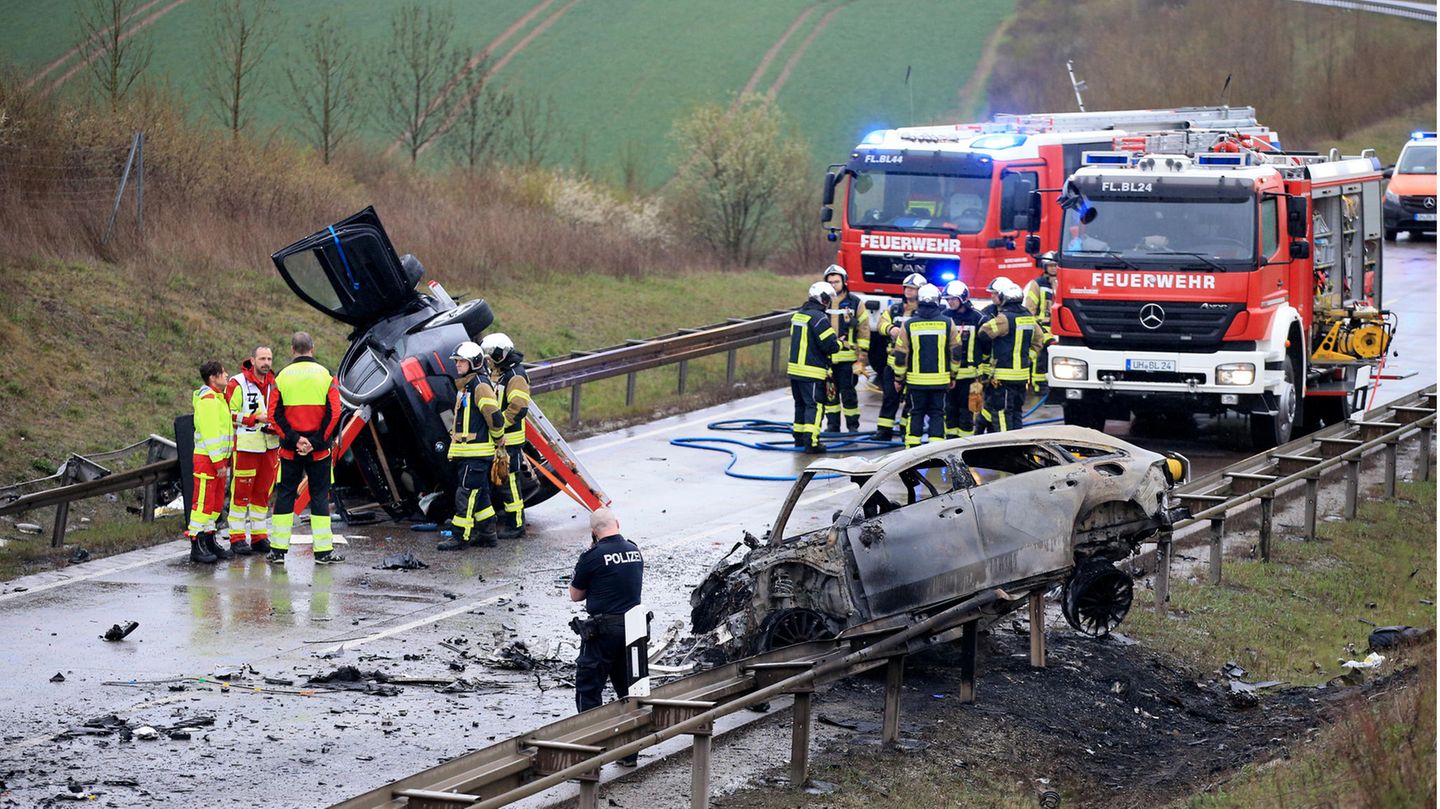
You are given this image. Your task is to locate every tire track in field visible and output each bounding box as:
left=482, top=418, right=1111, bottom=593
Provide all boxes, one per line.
left=953, top=13, right=1013, bottom=119
left=763, top=1, right=849, bottom=100
left=732, top=2, right=824, bottom=105
left=23, top=0, right=166, bottom=90
left=40, top=0, right=194, bottom=98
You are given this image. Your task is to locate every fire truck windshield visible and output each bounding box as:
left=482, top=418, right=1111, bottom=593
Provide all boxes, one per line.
left=1059, top=198, right=1256, bottom=269
left=847, top=171, right=991, bottom=234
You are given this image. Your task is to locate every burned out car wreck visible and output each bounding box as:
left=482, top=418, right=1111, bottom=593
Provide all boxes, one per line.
left=691, top=426, right=1189, bottom=656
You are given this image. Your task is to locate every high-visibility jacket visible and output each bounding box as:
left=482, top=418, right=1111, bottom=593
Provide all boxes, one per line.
left=893, top=303, right=960, bottom=388
left=945, top=303, right=986, bottom=380
left=192, top=384, right=234, bottom=463
left=449, top=370, right=505, bottom=459
left=496, top=358, right=531, bottom=447
left=272, top=356, right=342, bottom=460
left=787, top=300, right=841, bottom=380
left=979, top=302, right=1046, bottom=382
left=828, top=291, right=870, bottom=365
left=1023, top=274, right=1055, bottom=330
left=878, top=299, right=918, bottom=372
left=225, top=360, right=280, bottom=453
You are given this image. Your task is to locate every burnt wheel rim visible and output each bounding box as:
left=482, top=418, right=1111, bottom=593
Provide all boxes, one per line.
left=761, top=609, right=836, bottom=650
left=1063, top=566, right=1133, bottom=637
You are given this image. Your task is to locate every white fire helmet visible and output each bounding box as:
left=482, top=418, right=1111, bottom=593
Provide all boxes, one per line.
left=1000, top=280, right=1025, bottom=302
left=985, top=276, right=1015, bottom=296
left=480, top=332, right=514, bottom=364
left=823, top=264, right=848, bottom=284
left=450, top=341, right=483, bottom=364
left=901, top=272, right=927, bottom=289
left=943, top=280, right=970, bottom=303
left=917, top=284, right=941, bottom=305
left=808, top=280, right=834, bottom=305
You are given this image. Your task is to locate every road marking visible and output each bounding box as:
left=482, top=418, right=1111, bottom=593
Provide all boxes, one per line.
left=310, top=592, right=510, bottom=656
left=577, top=394, right=788, bottom=455
left=650, top=522, right=741, bottom=553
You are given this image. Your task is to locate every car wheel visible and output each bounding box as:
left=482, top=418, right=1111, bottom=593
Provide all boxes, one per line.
left=753, top=608, right=838, bottom=653
left=423, top=298, right=494, bottom=339
left=1249, top=355, right=1298, bottom=450
left=1385, top=228, right=1398, bottom=241
left=1061, top=562, right=1133, bottom=637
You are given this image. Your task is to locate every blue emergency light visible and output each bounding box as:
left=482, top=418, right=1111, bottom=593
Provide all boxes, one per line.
left=940, top=270, right=956, bottom=281
left=1411, top=130, right=1437, bottom=140
left=862, top=129, right=888, bottom=145
left=1197, top=153, right=1247, bottom=166
left=969, top=134, right=1027, bottom=150
left=1081, top=152, right=1132, bottom=165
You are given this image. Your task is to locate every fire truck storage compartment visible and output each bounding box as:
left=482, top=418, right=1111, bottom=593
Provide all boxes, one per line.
left=1310, top=182, right=1383, bottom=315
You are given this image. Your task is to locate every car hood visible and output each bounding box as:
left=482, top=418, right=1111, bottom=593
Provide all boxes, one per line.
left=1387, top=173, right=1438, bottom=196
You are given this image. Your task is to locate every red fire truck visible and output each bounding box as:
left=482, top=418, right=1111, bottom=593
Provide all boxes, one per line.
left=820, top=106, right=1274, bottom=298
left=1043, top=133, right=1394, bottom=448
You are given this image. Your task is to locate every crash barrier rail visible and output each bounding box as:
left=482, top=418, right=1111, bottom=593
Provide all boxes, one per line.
left=524, top=310, right=795, bottom=427
left=0, top=435, right=179, bottom=547
left=331, top=588, right=1046, bottom=809
left=1287, top=0, right=1437, bottom=23
left=1152, top=385, right=1436, bottom=609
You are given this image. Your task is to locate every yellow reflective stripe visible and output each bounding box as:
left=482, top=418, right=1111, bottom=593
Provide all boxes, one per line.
left=787, top=313, right=828, bottom=378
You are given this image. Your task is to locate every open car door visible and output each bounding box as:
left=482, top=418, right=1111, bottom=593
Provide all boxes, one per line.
left=270, top=207, right=424, bottom=327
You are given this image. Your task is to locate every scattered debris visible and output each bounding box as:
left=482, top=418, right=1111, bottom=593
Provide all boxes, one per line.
left=1341, top=652, right=1386, bottom=670
left=16, top=522, right=41, bottom=535
left=68, top=546, right=90, bottom=564
left=374, top=552, right=429, bottom=570
left=133, top=726, right=159, bottom=741
left=102, top=621, right=140, bottom=642
left=307, top=665, right=401, bottom=696
left=169, top=730, right=191, bottom=741
left=264, top=677, right=295, bottom=687
left=489, top=641, right=538, bottom=671
left=49, top=672, right=65, bottom=683
left=1367, top=625, right=1434, bottom=650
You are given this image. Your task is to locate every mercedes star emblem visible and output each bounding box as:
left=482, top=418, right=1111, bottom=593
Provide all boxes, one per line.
left=1426, top=197, right=1436, bottom=210
left=1138, top=303, right=1166, bottom=330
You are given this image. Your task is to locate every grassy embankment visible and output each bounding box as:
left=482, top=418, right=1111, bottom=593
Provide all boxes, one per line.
left=718, top=480, right=1437, bottom=808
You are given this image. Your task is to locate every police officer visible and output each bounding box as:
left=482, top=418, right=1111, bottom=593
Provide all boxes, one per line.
left=569, top=507, right=644, bottom=766
left=788, top=281, right=841, bottom=453
left=482, top=332, right=529, bottom=539
left=440, top=341, right=505, bottom=550
left=942, top=281, right=985, bottom=438
left=874, top=273, right=925, bottom=440
left=821, top=265, right=869, bottom=433
left=892, top=284, right=959, bottom=446
left=1023, top=251, right=1059, bottom=395
left=977, top=280, right=1045, bottom=433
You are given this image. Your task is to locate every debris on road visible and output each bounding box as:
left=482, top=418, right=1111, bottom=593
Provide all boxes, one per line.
left=1341, top=652, right=1386, bottom=670
left=374, top=551, right=429, bottom=570
left=101, top=620, right=140, bottom=642
left=1367, top=625, right=1434, bottom=650
left=68, top=546, right=90, bottom=564
left=133, top=726, right=159, bottom=740
left=49, top=672, right=65, bottom=682
left=307, top=665, right=401, bottom=696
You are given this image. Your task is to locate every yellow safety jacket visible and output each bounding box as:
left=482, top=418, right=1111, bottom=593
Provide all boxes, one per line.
left=829, top=292, right=870, bottom=365
left=192, top=385, right=234, bottom=463
left=894, top=304, right=960, bottom=388
left=787, top=301, right=841, bottom=380
left=497, top=362, right=531, bottom=447
left=945, top=305, right=986, bottom=380
left=449, top=372, right=504, bottom=459
left=980, top=303, right=1045, bottom=382
left=878, top=300, right=918, bottom=372
left=1023, top=275, right=1055, bottom=331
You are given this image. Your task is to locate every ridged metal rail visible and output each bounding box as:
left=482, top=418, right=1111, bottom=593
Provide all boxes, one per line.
left=329, top=386, right=1437, bottom=809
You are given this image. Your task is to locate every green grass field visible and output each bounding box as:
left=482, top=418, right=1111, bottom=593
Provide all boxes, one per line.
left=1, top=0, right=1015, bottom=185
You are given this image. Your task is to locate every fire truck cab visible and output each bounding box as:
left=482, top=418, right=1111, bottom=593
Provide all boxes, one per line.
left=1045, top=135, right=1393, bottom=448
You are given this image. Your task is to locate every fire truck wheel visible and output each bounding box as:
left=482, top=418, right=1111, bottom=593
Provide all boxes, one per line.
left=1250, top=356, right=1299, bottom=449
left=1062, top=401, right=1107, bottom=431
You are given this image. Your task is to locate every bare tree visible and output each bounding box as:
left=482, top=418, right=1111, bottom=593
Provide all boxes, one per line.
left=284, top=16, right=363, bottom=164
left=445, top=81, right=513, bottom=171
left=75, top=0, right=153, bottom=109
left=510, top=95, right=559, bottom=167
left=668, top=95, right=810, bottom=266
left=201, top=0, right=274, bottom=138
left=377, top=2, right=465, bottom=165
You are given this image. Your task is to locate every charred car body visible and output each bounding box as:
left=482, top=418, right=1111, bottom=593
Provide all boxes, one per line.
left=691, top=426, right=1188, bottom=655
left=270, top=207, right=563, bottom=520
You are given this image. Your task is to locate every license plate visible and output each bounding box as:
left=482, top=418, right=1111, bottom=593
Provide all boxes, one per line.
left=1126, top=359, right=1176, bottom=373
left=1416, top=213, right=1437, bottom=222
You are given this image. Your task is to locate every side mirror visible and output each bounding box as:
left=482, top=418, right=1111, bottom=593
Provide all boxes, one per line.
left=1024, top=235, right=1041, bottom=255
left=820, top=205, right=833, bottom=224
left=1382, top=166, right=1395, bottom=180
left=822, top=171, right=838, bottom=205
left=1012, top=213, right=1031, bottom=232
left=1027, top=192, right=1042, bottom=232
left=1287, top=196, right=1308, bottom=238
left=1290, top=239, right=1311, bottom=260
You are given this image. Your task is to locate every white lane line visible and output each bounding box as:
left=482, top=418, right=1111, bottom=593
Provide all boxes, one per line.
left=650, top=522, right=741, bottom=553
left=576, top=394, right=788, bottom=455
left=311, top=593, right=509, bottom=656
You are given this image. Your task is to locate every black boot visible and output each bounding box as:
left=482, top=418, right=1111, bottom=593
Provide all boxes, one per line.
left=803, top=443, right=828, bottom=455
left=250, top=537, right=271, bottom=554
left=825, top=418, right=841, bottom=434
left=847, top=419, right=861, bottom=433
left=201, top=532, right=233, bottom=560
left=437, top=535, right=473, bottom=551
left=874, top=427, right=893, bottom=441
left=189, top=539, right=217, bottom=564
left=498, top=522, right=526, bottom=540
left=314, top=549, right=345, bottom=565
left=230, top=539, right=253, bottom=556
left=475, top=523, right=499, bottom=548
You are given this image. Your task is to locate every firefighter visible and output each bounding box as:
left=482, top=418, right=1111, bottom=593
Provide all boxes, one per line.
left=977, top=280, right=1045, bottom=433
left=482, top=332, right=529, bottom=540
left=1023, top=251, right=1059, bottom=395
left=874, top=273, right=925, bottom=440
left=821, top=265, right=869, bottom=433
left=268, top=332, right=344, bottom=565
left=188, top=360, right=234, bottom=564
left=442, top=340, right=506, bottom=550
left=224, top=346, right=279, bottom=556
left=942, top=281, right=985, bottom=438
left=892, top=284, right=959, bottom=446
left=568, top=507, right=644, bottom=764
left=788, top=281, right=842, bottom=453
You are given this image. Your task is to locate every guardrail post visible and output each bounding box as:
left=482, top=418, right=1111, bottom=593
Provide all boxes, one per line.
left=577, top=775, right=598, bottom=809
left=1258, top=495, right=1274, bottom=562
left=725, top=348, right=737, bottom=386
left=789, top=690, right=813, bottom=787
left=882, top=655, right=905, bottom=744
left=1028, top=592, right=1046, bottom=668
left=771, top=339, right=782, bottom=375
left=1383, top=439, right=1398, bottom=499
left=1154, top=532, right=1171, bottom=613
left=142, top=439, right=165, bottom=523
left=1343, top=458, right=1360, bottom=519
left=957, top=620, right=978, bottom=703
left=625, top=373, right=637, bottom=408
left=690, top=725, right=713, bottom=809
left=569, top=385, right=582, bottom=428
left=51, top=465, right=76, bottom=548
left=1208, top=517, right=1225, bottom=584
left=1418, top=425, right=1433, bottom=482
left=1304, top=477, right=1319, bottom=541
left=677, top=360, right=689, bottom=395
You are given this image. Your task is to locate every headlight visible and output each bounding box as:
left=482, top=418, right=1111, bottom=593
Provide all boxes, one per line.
left=1215, top=362, right=1255, bottom=386
left=1385, top=190, right=1400, bottom=204
left=1051, top=357, right=1088, bottom=381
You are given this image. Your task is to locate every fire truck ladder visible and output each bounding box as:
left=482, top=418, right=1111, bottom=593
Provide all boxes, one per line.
left=989, top=105, right=1262, bottom=134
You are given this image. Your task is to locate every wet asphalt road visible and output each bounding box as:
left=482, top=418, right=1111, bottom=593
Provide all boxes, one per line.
left=0, top=239, right=1431, bottom=807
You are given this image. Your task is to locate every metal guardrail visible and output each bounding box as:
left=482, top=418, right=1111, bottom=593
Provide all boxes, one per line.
left=1287, top=0, right=1437, bottom=23
left=525, top=310, right=795, bottom=426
